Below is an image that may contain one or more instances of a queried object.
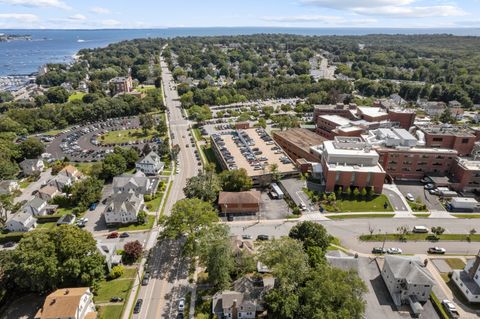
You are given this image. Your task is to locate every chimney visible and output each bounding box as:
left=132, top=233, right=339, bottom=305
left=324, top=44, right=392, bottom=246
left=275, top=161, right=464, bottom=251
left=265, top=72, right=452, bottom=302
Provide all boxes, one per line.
left=468, top=251, right=480, bottom=278
left=232, top=299, right=238, bottom=319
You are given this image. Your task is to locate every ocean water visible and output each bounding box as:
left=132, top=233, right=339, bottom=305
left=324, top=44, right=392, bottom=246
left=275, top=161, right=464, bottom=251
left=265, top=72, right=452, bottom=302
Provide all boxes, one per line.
left=1, top=27, right=480, bottom=76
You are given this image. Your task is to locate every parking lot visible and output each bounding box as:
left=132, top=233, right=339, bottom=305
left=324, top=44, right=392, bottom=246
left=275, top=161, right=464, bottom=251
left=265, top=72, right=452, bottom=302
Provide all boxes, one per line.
left=396, top=181, right=446, bottom=212
left=44, top=116, right=162, bottom=162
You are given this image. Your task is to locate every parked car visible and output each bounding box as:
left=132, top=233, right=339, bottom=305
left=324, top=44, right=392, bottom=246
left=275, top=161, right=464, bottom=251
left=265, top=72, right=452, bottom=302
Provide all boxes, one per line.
left=227, top=215, right=234, bottom=221
left=119, top=232, right=130, bottom=238
left=428, top=247, right=446, bottom=254
left=242, top=235, right=252, bottom=240
left=142, top=272, right=150, bottom=286
left=107, top=232, right=119, bottom=239
left=110, top=297, right=123, bottom=302
left=257, top=235, right=269, bottom=241
left=177, top=313, right=184, bottom=319
left=429, top=188, right=439, bottom=195
left=372, top=247, right=387, bottom=254
left=406, top=193, right=415, bottom=201
left=441, top=299, right=460, bottom=318
left=3, top=241, right=15, bottom=248
left=387, top=248, right=402, bottom=254
left=412, top=226, right=429, bottom=233
left=133, top=299, right=143, bottom=314
left=178, top=298, right=185, bottom=312
left=424, top=183, right=435, bottom=190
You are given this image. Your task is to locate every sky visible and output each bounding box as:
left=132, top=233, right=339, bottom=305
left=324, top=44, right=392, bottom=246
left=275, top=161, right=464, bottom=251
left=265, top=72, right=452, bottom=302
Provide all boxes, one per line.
left=0, top=0, right=478, bottom=29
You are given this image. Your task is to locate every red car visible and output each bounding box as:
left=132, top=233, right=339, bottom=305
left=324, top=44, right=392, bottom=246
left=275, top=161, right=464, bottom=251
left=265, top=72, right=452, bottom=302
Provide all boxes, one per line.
left=107, top=232, right=119, bottom=239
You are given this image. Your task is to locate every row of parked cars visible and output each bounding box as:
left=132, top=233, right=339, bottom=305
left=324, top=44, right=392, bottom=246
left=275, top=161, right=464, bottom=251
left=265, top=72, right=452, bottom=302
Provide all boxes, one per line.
left=372, top=246, right=446, bottom=254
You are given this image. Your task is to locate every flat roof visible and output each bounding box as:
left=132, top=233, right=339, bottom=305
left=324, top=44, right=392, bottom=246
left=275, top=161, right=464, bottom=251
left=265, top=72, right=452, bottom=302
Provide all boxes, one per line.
left=326, top=162, right=385, bottom=173
left=358, top=106, right=387, bottom=118
left=418, top=124, right=475, bottom=137
left=273, top=128, right=326, bottom=152
left=319, top=114, right=351, bottom=126
left=377, top=147, right=458, bottom=154
left=324, top=140, right=377, bottom=156
left=457, top=159, right=480, bottom=171
left=213, top=129, right=297, bottom=177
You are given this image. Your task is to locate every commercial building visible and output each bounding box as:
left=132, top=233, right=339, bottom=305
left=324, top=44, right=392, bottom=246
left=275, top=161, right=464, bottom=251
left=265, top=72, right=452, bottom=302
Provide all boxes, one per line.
left=211, top=129, right=298, bottom=186
left=416, top=124, right=478, bottom=156
left=357, top=106, right=389, bottom=122
left=450, top=158, right=480, bottom=193
left=381, top=256, right=435, bottom=316
left=313, top=103, right=358, bottom=124
left=272, top=128, right=326, bottom=162
left=314, top=137, right=385, bottom=193
left=452, top=252, right=480, bottom=303
left=109, top=76, right=133, bottom=95
left=218, top=191, right=261, bottom=216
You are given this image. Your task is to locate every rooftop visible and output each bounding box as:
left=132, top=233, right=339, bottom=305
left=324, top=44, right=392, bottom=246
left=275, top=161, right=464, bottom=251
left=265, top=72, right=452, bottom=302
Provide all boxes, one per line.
left=35, top=287, right=94, bottom=319
left=218, top=191, right=261, bottom=205
left=319, top=114, right=351, bottom=126
left=385, top=255, right=435, bottom=286
left=418, top=124, right=475, bottom=137
left=273, top=128, right=326, bottom=152
left=358, top=106, right=388, bottom=118
left=457, top=158, right=480, bottom=171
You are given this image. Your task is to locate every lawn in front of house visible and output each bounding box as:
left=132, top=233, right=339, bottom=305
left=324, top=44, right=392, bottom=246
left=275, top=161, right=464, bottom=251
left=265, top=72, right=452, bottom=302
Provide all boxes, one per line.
left=18, top=179, right=31, bottom=189
left=145, top=192, right=164, bottom=212
left=445, top=258, right=466, bottom=270
left=117, top=215, right=155, bottom=231
left=68, top=91, right=86, bottom=102
left=323, top=194, right=393, bottom=213
left=98, top=305, right=123, bottom=319
left=72, top=162, right=98, bottom=176
left=94, top=277, right=135, bottom=303
left=100, top=128, right=157, bottom=145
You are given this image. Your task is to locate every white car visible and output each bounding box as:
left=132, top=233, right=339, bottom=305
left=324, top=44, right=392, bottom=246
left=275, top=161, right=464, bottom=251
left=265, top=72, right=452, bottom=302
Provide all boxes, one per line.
left=441, top=299, right=459, bottom=318
left=178, top=298, right=185, bottom=312
left=387, top=248, right=402, bottom=254
left=406, top=193, right=415, bottom=201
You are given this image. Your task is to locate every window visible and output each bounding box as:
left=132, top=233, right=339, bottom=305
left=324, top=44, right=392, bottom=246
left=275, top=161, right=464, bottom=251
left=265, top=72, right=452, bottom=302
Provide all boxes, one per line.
left=462, top=138, right=470, bottom=144
left=433, top=137, right=443, bottom=142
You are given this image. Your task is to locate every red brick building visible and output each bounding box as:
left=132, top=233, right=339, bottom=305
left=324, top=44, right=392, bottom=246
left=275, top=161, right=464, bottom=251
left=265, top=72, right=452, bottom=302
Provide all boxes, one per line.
left=272, top=128, right=326, bottom=162
left=417, top=125, right=478, bottom=156
left=218, top=191, right=261, bottom=215
left=450, top=159, right=480, bottom=193
left=387, top=109, right=416, bottom=130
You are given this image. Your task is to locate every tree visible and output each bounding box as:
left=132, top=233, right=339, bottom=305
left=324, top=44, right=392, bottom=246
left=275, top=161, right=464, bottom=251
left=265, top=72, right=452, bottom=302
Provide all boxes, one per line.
left=439, top=108, right=455, bottom=124
left=161, top=198, right=218, bottom=255
left=123, top=240, right=143, bottom=263
left=139, top=114, right=155, bottom=136
left=46, top=86, right=70, bottom=103
left=219, top=168, right=253, bottom=192
left=101, top=153, right=127, bottom=180
left=289, top=222, right=331, bottom=255
left=137, top=211, right=147, bottom=224
left=0, top=158, right=18, bottom=179
left=270, top=163, right=281, bottom=183
left=183, top=171, right=222, bottom=202
left=108, top=265, right=125, bottom=280
left=114, top=147, right=139, bottom=169
left=431, top=226, right=445, bottom=237
left=18, top=137, right=45, bottom=159
left=4, top=225, right=105, bottom=292
left=70, top=177, right=104, bottom=211
left=154, top=77, right=162, bottom=88
left=156, top=120, right=168, bottom=136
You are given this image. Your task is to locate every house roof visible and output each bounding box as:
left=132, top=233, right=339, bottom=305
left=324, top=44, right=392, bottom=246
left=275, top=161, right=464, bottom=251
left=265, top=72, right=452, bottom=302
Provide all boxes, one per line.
left=220, top=291, right=244, bottom=309
left=20, top=158, right=41, bottom=167
left=385, top=255, right=436, bottom=286
left=52, top=174, right=72, bottom=185
left=36, top=287, right=91, bottom=319
left=218, top=191, right=261, bottom=206
left=137, top=151, right=164, bottom=167
left=9, top=211, right=34, bottom=226
left=113, top=172, right=149, bottom=190
left=107, top=190, right=143, bottom=213
left=0, top=180, right=16, bottom=188
left=39, top=185, right=59, bottom=196
left=59, top=165, right=83, bottom=177
left=26, top=197, right=46, bottom=210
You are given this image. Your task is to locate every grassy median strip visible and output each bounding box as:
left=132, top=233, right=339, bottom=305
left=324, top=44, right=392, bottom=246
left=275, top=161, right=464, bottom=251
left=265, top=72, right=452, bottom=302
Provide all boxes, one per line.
left=413, top=213, right=431, bottom=218
left=360, top=233, right=480, bottom=242
left=328, top=214, right=395, bottom=220
left=452, top=214, right=480, bottom=218
left=430, top=292, right=449, bottom=319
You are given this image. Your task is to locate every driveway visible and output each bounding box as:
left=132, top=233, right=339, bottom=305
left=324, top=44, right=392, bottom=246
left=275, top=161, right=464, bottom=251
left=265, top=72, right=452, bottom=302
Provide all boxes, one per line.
left=383, top=186, right=408, bottom=212
left=279, top=178, right=314, bottom=211
left=13, top=168, right=52, bottom=205
left=396, top=181, right=445, bottom=212
left=84, top=184, right=113, bottom=233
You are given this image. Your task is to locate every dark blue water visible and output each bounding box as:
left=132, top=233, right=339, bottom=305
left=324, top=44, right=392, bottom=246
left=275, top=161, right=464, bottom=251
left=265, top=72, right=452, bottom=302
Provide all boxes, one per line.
left=1, top=27, right=480, bottom=76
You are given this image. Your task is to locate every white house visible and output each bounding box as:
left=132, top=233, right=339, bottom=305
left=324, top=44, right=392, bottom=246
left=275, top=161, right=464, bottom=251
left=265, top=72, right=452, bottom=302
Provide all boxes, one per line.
left=35, top=287, right=97, bottom=319
left=0, top=180, right=19, bottom=195
left=96, top=241, right=122, bottom=271
left=48, top=174, right=73, bottom=191
left=113, top=171, right=158, bottom=196
left=135, top=151, right=165, bottom=175
left=452, top=252, right=480, bottom=303
left=23, top=197, right=57, bottom=216
left=5, top=211, right=36, bottom=232
left=19, top=158, right=44, bottom=176
left=104, top=190, right=145, bottom=225
left=58, top=164, right=84, bottom=181
left=381, top=256, right=435, bottom=315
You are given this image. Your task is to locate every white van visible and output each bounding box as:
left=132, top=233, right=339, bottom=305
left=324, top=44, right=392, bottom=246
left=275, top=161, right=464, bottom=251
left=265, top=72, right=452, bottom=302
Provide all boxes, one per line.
left=412, top=226, right=429, bottom=233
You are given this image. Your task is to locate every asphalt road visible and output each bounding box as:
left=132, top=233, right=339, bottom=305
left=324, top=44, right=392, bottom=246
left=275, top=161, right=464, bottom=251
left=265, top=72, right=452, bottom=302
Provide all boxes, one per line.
left=135, top=50, right=199, bottom=319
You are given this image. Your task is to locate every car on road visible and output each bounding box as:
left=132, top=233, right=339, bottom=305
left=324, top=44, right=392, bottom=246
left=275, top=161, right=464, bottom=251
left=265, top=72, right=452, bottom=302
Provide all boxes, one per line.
left=119, top=232, right=130, bottom=238
left=372, top=247, right=387, bottom=254
left=429, top=188, right=439, bottom=195
left=424, top=183, right=435, bottom=190
left=227, top=215, right=234, bottom=221
left=110, top=297, right=123, bottom=302
left=441, top=299, right=459, bottom=318
left=133, top=299, right=143, bottom=314
left=387, top=248, right=402, bottom=254
left=412, top=226, right=429, bottom=233
left=178, top=298, right=185, bottom=312
left=257, top=235, right=269, bottom=241
left=3, top=241, right=15, bottom=248
left=107, top=232, right=119, bottom=239
left=428, top=247, right=446, bottom=254
left=142, top=272, right=150, bottom=286
left=406, top=193, right=415, bottom=201
left=242, top=235, right=253, bottom=240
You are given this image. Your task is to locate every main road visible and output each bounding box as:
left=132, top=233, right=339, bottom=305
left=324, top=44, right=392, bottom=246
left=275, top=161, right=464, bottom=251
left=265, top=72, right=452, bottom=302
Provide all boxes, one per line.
left=135, top=49, right=199, bottom=319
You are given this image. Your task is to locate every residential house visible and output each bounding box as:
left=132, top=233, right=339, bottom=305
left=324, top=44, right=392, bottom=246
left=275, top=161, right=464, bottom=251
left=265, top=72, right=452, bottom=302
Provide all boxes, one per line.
left=218, top=191, right=261, bottom=216
left=135, top=151, right=165, bottom=175
left=23, top=197, right=57, bottom=216
left=452, top=251, right=480, bottom=302
left=113, top=171, right=159, bottom=196
left=5, top=211, right=36, bottom=232
left=37, top=185, right=61, bottom=201
left=96, top=241, right=122, bottom=271
left=104, top=190, right=145, bottom=225
left=212, top=276, right=274, bottom=319
left=381, top=256, right=435, bottom=315
left=35, top=287, right=97, bottom=319
left=19, top=158, right=44, bottom=176
left=0, top=180, right=19, bottom=195
left=59, top=164, right=84, bottom=181
left=48, top=174, right=73, bottom=192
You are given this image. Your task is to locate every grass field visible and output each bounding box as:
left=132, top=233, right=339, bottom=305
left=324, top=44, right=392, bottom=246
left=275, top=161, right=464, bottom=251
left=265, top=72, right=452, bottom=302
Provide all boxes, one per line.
left=360, top=233, right=480, bottom=242
left=117, top=215, right=155, bottom=231
left=145, top=192, right=164, bottom=212
left=100, top=128, right=156, bottom=145
left=328, top=213, right=395, bottom=219
left=98, top=305, right=123, bottom=319
left=68, top=91, right=86, bottom=102
left=200, top=145, right=222, bottom=173
left=324, top=195, right=393, bottom=213
left=445, top=258, right=466, bottom=270
left=452, top=214, right=480, bottom=218
left=136, top=85, right=156, bottom=93
left=94, top=277, right=135, bottom=303
left=72, top=162, right=97, bottom=175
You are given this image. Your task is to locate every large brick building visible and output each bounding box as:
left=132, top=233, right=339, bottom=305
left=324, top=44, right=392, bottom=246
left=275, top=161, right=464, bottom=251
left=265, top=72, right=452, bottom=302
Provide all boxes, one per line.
left=450, top=158, right=480, bottom=193
left=417, top=124, right=478, bottom=156
left=272, top=128, right=326, bottom=162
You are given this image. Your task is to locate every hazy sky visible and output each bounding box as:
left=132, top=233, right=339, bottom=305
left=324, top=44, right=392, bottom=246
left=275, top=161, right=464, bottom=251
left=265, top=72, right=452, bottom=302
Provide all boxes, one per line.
left=0, top=0, right=478, bottom=29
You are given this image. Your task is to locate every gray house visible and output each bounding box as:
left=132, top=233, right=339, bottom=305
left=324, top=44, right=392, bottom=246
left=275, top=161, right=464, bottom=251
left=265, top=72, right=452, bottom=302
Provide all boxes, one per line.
left=113, top=171, right=158, bottom=196
left=96, top=241, right=122, bottom=271
left=135, top=151, right=165, bottom=175
left=5, top=211, right=36, bottom=232
left=104, top=190, right=145, bottom=225
left=19, top=158, right=44, bottom=176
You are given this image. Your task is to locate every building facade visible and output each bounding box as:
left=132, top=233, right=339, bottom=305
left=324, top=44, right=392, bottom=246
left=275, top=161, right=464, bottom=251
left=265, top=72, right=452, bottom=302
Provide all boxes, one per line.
left=272, top=128, right=325, bottom=162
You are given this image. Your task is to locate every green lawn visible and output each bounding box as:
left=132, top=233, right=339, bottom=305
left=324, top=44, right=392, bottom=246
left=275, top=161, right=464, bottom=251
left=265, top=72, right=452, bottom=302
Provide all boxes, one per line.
left=98, top=305, right=123, bottom=319
left=136, top=85, right=156, bottom=93
left=445, top=258, right=466, bottom=270
left=324, top=195, right=393, bottom=213
left=160, top=181, right=173, bottom=216
left=100, top=128, right=157, bottom=145
left=42, top=128, right=66, bottom=136
left=408, top=201, right=429, bottom=212
left=328, top=213, right=395, bottom=220
left=430, top=292, right=449, bottom=319
left=56, top=207, right=75, bottom=216
left=145, top=192, right=164, bottom=212
left=452, top=214, right=480, bottom=219
left=201, top=145, right=222, bottom=173
left=72, top=162, right=97, bottom=175
left=192, top=128, right=203, bottom=141
left=36, top=222, right=57, bottom=230
left=68, top=91, right=86, bottom=102
left=18, top=179, right=31, bottom=189
left=414, top=213, right=431, bottom=218
left=117, top=215, right=155, bottom=231
left=94, top=278, right=134, bottom=303
left=360, top=233, right=480, bottom=242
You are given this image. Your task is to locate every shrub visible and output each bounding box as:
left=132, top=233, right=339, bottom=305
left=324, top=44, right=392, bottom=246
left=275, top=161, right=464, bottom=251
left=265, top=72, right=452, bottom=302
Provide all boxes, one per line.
left=108, top=265, right=125, bottom=280
left=123, top=240, right=143, bottom=263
